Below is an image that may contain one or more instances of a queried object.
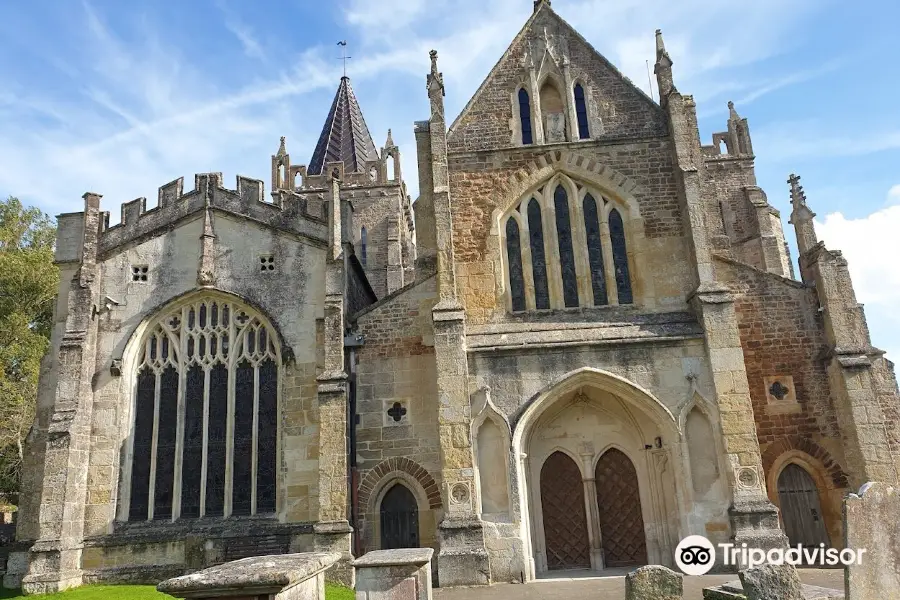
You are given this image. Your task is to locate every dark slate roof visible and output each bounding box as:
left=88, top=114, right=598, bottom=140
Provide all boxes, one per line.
left=307, top=77, right=379, bottom=175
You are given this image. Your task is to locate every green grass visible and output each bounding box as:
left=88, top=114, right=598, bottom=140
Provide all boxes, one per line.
left=0, top=584, right=355, bottom=599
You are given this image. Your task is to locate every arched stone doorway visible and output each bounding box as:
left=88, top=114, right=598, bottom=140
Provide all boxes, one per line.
left=514, top=368, right=682, bottom=576
left=540, top=451, right=591, bottom=570
left=379, top=483, right=419, bottom=550
left=595, top=448, right=647, bottom=567
left=777, top=464, right=830, bottom=548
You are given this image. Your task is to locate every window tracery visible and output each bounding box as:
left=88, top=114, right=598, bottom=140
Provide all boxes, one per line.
left=126, top=296, right=279, bottom=522
left=502, top=175, right=634, bottom=311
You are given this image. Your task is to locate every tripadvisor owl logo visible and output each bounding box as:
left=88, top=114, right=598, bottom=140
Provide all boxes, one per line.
left=674, top=534, right=867, bottom=575
left=675, top=535, right=716, bottom=575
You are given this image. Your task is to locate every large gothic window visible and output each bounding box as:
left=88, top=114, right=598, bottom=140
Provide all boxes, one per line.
left=502, top=176, right=634, bottom=311
left=519, top=88, right=534, bottom=145
left=574, top=84, right=590, bottom=139
left=127, top=296, right=280, bottom=522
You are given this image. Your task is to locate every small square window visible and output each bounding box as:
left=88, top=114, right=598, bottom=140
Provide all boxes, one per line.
left=259, top=255, right=275, bottom=272
left=131, top=265, right=149, bottom=282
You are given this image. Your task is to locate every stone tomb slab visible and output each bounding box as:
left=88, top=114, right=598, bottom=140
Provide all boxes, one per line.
left=157, top=552, right=340, bottom=599
left=354, top=548, right=434, bottom=600
left=702, top=580, right=843, bottom=600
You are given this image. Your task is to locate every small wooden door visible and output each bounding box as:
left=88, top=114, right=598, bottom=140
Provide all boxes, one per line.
left=380, top=484, right=419, bottom=549
left=777, top=464, right=831, bottom=548
left=595, top=448, right=648, bottom=567
left=540, top=451, right=591, bottom=570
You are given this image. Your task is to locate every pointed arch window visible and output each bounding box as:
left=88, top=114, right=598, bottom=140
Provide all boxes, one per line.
left=554, top=185, right=579, bottom=307
left=574, top=84, right=590, bottom=139
left=583, top=194, right=608, bottom=305
left=609, top=208, right=633, bottom=304
left=126, top=296, right=280, bottom=522
left=501, top=177, right=636, bottom=311
left=505, top=218, right=526, bottom=312
left=519, top=88, right=534, bottom=145
left=527, top=198, right=550, bottom=309
left=360, top=227, right=368, bottom=266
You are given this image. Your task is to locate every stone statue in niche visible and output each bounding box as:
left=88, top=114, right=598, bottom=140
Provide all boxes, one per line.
left=545, top=113, right=567, bottom=143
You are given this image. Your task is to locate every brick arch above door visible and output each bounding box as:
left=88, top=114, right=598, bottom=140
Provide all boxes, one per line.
left=359, top=458, right=443, bottom=511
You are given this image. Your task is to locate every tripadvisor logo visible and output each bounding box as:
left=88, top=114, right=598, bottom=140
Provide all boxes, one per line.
left=674, top=535, right=866, bottom=575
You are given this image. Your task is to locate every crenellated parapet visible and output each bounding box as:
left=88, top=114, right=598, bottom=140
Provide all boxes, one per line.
left=55, top=173, right=331, bottom=263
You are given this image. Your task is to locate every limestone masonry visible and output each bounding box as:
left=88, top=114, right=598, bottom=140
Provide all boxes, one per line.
left=8, top=0, right=899, bottom=593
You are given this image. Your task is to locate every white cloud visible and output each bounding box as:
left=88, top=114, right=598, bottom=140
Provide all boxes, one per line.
left=816, top=187, right=900, bottom=361
left=888, top=184, right=900, bottom=203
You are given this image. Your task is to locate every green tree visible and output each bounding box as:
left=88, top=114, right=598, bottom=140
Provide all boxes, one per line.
left=0, top=196, right=58, bottom=496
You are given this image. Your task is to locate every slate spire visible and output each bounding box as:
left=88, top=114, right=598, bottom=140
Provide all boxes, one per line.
left=308, top=77, right=378, bottom=175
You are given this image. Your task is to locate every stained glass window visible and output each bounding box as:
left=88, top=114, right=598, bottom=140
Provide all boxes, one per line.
left=583, top=194, right=608, bottom=306
left=505, top=218, right=526, bottom=312
left=609, top=209, right=633, bottom=304
left=554, top=185, right=579, bottom=308
left=574, top=84, right=590, bottom=139
left=127, top=296, right=280, bottom=521
left=528, top=199, right=550, bottom=309
left=519, top=88, right=533, bottom=145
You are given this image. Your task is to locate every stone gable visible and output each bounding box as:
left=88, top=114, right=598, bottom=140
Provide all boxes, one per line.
left=448, top=4, right=667, bottom=154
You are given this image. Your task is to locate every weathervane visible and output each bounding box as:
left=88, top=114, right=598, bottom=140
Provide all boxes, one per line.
left=337, top=40, right=351, bottom=78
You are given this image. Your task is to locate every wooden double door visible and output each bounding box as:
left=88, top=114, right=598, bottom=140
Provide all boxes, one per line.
left=540, top=449, right=648, bottom=570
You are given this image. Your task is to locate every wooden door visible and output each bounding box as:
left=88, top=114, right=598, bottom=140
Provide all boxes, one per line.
left=595, top=448, right=647, bottom=567
left=540, top=451, right=591, bottom=570
left=777, top=464, right=831, bottom=548
left=380, top=484, right=419, bottom=549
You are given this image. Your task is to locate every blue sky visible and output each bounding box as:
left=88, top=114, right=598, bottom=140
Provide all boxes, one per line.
left=1, top=0, right=897, bottom=360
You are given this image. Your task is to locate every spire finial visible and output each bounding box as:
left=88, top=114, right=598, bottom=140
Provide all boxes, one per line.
left=788, top=174, right=814, bottom=216
left=386, top=128, right=394, bottom=147
left=337, top=40, right=351, bottom=78
left=533, top=0, right=551, bottom=12
left=277, top=135, right=287, bottom=157
left=728, top=100, right=740, bottom=120
left=428, top=50, right=445, bottom=97
left=429, top=50, right=439, bottom=75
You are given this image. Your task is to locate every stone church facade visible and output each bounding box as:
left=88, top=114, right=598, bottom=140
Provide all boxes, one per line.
left=10, top=0, right=900, bottom=593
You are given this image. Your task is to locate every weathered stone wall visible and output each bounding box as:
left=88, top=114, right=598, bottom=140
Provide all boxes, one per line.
left=353, top=275, right=442, bottom=554
left=346, top=185, right=411, bottom=299
left=716, top=256, right=850, bottom=546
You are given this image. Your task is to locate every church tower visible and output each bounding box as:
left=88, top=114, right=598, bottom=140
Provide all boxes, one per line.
left=271, top=76, right=416, bottom=298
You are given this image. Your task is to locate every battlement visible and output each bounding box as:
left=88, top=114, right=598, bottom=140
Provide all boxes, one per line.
left=54, top=173, right=331, bottom=263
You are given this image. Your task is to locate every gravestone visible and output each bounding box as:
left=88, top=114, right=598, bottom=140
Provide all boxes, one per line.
left=354, top=548, right=433, bottom=600
left=844, top=481, right=900, bottom=599
left=738, top=564, right=803, bottom=600
left=157, top=552, right=339, bottom=600
left=625, top=565, right=683, bottom=600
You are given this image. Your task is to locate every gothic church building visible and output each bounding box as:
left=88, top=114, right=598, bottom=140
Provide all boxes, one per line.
left=10, top=1, right=900, bottom=593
